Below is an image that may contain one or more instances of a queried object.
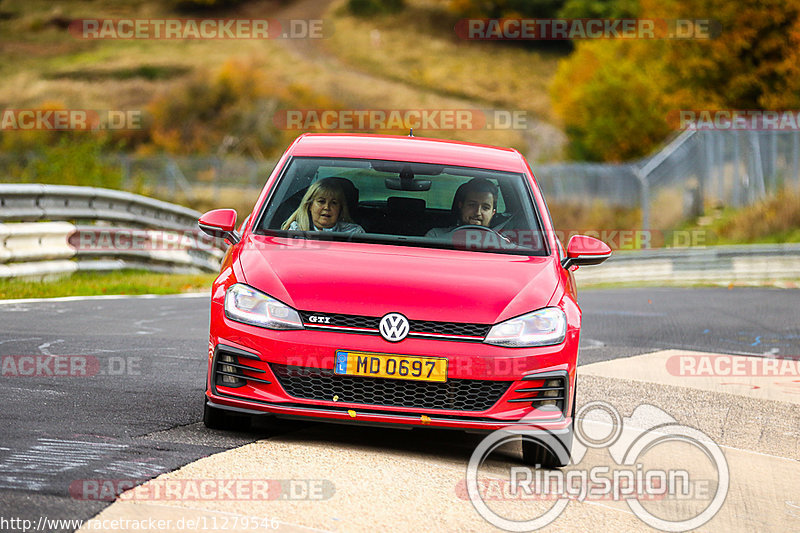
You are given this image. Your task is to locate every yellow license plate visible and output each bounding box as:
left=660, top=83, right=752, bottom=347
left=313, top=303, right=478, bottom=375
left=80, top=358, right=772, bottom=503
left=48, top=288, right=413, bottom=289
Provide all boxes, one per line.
left=334, top=350, right=447, bottom=382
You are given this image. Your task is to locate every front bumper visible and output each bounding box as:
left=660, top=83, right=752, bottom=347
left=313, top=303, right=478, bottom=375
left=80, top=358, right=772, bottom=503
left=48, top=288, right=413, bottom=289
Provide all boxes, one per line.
left=206, top=304, right=578, bottom=433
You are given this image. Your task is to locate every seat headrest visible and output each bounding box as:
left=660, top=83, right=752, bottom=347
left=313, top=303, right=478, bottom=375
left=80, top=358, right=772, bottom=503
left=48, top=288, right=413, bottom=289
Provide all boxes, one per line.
left=387, top=196, right=426, bottom=215
left=327, top=177, right=359, bottom=212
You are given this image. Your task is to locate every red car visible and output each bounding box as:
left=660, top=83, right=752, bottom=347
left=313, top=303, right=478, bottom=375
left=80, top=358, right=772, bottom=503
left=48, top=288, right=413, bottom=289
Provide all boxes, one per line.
left=198, top=133, right=610, bottom=467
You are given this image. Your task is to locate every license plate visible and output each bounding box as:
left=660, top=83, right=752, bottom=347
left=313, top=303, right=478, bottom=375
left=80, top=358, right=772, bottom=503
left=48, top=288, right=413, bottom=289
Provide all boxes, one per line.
left=334, top=350, right=447, bottom=382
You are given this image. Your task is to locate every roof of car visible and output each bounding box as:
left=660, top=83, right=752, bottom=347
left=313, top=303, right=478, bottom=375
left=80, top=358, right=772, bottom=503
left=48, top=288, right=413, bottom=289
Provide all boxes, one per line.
left=287, top=133, right=528, bottom=173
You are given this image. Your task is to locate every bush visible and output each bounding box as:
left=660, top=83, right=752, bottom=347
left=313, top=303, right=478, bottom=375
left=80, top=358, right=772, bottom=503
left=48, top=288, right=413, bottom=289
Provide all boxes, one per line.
left=147, top=59, right=283, bottom=155
left=450, top=0, right=565, bottom=18
left=16, top=136, right=124, bottom=189
left=550, top=39, right=674, bottom=161
left=170, top=0, right=244, bottom=10
left=558, top=0, right=640, bottom=18
left=347, top=0, right=405, bottom=17
left=550, top=0, right=800, bottom=161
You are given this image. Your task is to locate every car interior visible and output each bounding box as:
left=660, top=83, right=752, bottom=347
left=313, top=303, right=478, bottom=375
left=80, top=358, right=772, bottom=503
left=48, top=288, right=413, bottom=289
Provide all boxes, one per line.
left=255, top=158, right=546, bottom=253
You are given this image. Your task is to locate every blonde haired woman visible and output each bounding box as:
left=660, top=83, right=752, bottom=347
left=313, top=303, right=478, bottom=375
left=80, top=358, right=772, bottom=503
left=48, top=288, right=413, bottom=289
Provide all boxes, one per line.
left=282, top=177, right=365, bottom=234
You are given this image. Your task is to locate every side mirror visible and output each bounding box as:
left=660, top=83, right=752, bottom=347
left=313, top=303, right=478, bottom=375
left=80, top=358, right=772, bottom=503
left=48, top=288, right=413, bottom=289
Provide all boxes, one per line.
left=561, top=235, right=611, bottom=270
left=198, top=209, right=240, bottom=244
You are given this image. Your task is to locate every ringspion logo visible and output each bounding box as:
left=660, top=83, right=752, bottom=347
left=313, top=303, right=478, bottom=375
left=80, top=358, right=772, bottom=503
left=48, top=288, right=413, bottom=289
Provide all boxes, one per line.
left=466, top=402, right=729, bottom=531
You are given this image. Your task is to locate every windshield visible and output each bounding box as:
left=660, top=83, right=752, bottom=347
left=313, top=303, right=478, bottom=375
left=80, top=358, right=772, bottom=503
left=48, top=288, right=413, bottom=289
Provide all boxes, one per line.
left=254, top=156, right=548, bottom=255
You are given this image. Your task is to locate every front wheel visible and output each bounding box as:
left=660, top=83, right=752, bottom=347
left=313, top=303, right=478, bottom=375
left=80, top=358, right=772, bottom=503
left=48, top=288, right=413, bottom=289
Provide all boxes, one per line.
left=203, top=398, right=251, bottom=431
left=521, top=421, right=574, bottom=468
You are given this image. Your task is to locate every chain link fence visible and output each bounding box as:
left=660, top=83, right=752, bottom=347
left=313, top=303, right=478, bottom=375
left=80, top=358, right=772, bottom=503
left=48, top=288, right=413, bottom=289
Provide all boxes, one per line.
left=118, top=154, right=277, bottom=199
left=536, top=129, right=800, bottom=229
left=3, top=129, right=799, bottom=228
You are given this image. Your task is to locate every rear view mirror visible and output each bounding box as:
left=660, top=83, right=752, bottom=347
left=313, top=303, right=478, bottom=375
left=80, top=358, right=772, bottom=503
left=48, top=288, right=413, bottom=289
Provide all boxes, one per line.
left=384, top=177, right=432, bottom=191
left=561, top=235, right=611, bottom=269
left=384, top=164, right=432, bottom=191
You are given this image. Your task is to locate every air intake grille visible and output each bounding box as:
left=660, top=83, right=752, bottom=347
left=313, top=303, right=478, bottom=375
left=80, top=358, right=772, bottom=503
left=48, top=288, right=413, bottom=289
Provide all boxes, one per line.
left=507, top=372, right=568, bottom=414
left=213, top=346, right=270, bottom=389
left=270, top=364, right=510, bottom=411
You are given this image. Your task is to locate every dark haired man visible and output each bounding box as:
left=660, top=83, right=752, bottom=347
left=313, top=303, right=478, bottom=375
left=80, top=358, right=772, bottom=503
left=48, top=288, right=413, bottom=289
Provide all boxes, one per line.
left=426, top=178, right=498, bottom=238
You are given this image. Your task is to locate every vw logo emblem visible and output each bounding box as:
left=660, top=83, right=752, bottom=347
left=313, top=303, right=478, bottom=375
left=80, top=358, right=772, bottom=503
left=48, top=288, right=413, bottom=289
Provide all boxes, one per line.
left=379, top=313, right=410, bottom=342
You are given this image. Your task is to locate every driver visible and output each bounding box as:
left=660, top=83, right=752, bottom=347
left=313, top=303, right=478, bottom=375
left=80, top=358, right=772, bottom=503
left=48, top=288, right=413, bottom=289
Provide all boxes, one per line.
left=425, top=178, right=497, bottom=238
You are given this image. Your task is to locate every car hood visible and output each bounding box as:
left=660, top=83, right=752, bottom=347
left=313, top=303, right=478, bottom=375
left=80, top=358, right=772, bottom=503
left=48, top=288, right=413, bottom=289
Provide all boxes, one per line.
left=238, top=235, right=561, bottom=324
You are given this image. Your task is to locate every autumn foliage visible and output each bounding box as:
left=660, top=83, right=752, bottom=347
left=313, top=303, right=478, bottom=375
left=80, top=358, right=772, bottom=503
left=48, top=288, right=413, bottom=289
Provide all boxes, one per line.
left=550, top=0, right=800, bottom=161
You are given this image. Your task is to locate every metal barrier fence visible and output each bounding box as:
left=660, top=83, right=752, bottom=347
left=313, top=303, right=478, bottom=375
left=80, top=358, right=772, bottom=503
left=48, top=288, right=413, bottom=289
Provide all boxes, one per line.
left=2, top=130, right=798, bottom=230
left=0, top=153, right=276, bottom=200
left=0, top=184, right=224, bottom=278
left=536, top=129, right=800, bottom=229
left=119, top=154, right=277, bottom=197
left=573, top=243, right=800, bottom=286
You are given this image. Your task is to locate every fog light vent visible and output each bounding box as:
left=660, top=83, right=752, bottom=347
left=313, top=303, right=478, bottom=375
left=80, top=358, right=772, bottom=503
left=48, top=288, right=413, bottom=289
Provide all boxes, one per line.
left=508, top=373, right=568, bottom=414
left=215, top=352, right=245, bottom=388
left=213, top=346, right=271, bottom=389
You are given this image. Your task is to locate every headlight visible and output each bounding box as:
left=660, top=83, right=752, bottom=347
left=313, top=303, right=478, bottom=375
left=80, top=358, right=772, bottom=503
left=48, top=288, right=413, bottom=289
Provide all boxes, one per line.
left=224, top=284, right=304, bottom=330
left=484, top=307, right=566, bottom=347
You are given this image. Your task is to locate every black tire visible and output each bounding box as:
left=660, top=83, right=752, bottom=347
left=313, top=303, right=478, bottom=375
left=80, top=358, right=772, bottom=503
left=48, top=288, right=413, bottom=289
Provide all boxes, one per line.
left=203, top=398, right=251, bottom=431
left=521, top=423, right=573, bottom=468
left=521, top=378, right=577, bottom=468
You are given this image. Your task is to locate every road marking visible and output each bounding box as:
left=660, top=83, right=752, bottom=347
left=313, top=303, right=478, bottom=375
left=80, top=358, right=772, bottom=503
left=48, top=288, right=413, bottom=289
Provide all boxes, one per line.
left=0, top=338, right=41, bottom=345
left=0, top=438, right=126, bottom=490
left=1, top=387, right=65, bottom=397
left=37, top=339, right=64, bottom=356
left=0, top=292, right=210, bottom=306
left=94, top=460, right=168, bottom=478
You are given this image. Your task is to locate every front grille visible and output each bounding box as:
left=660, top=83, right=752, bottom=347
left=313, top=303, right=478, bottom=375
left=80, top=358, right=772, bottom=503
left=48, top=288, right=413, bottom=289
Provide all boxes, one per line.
left=298, top=311, right=491, bottom=340
left=270, top=364, right=511, bottom=412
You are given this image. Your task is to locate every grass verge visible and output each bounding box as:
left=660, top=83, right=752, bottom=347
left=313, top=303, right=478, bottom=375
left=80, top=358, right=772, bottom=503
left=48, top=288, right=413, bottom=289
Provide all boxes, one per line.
left=577, top=279, right=800, bottom=290
left=0, top=270, right=216, bottom=300
left=680, top=188, right=800, bottom=245
left=326, top=0, right=565, bottom=121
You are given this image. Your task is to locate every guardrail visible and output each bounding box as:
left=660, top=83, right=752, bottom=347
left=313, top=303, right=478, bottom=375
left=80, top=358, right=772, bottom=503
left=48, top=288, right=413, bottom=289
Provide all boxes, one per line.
left=0, top=184, right=225, bottom=279
left=574, top=244, right=800, bottom=286
left=3, top=184, right=797, bottom=284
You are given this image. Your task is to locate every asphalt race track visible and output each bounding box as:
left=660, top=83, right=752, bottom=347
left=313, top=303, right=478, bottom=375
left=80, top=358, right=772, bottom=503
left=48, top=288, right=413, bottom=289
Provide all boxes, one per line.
left=0, top=288, right=798, bottom=532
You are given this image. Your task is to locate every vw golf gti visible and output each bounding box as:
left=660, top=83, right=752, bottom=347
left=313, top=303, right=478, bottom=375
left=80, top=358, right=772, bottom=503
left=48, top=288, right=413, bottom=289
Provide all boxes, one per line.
left=198, top=133, right=611, bottom=467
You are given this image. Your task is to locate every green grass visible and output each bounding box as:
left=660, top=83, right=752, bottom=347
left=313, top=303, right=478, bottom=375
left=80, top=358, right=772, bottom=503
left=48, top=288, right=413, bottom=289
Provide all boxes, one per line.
left=0, top=269, right=216, bottom=299
left=326, top=0, right=565, bottom=122
left=676, top=188, right=800, bottom=245
left=578, top=279, right=800, bottom=290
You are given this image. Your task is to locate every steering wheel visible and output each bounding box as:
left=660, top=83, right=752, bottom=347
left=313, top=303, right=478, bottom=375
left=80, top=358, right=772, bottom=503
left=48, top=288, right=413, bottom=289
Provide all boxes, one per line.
left=454, top=224, right=513, bottom=245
